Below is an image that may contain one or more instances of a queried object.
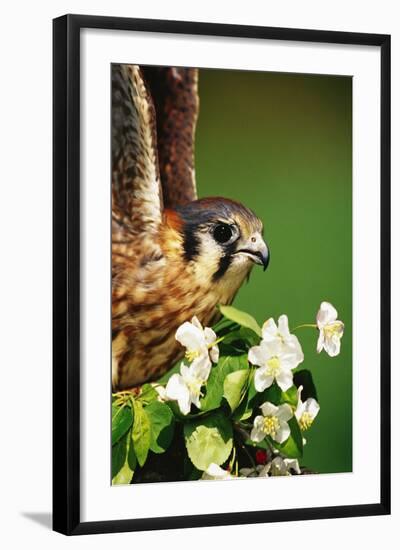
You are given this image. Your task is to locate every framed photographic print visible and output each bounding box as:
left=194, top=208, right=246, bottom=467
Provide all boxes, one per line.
left=53, top=14, right=391, bottom=535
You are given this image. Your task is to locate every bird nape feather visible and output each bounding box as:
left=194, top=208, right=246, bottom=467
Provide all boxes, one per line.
left=111, top=64, right=269, bottom=390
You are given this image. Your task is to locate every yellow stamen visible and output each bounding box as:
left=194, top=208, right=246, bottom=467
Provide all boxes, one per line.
left=186, top=377, right=205, bottom=397
left=263, top=416, right=280, bottom=438
left=266, top=357, right=281, bottom=377
left=323, top=322, right=343, bottom=337
left=185, top=349, right=200, bottom=362
left=299, top=412, right=313, bottom=431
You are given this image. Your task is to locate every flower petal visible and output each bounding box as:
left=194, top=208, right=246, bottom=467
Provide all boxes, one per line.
left=165, top=373, right=191, bottom=415
left=316, top=301, right=338, bottom=328
left=275, top=368, right=294, bottom=392
left=263, top=338, right=282, bottom=357
left=202, top=463, right=232, bottom=480
left=260, top=401, right=279, bottom=417
left=283, top=335, right=304, bottom=363
left=275, top=420, right=290, bottom=444
left=191, top=316, right=203, bottom=330
left=335, top=320, right=345, bottom=337
left=251, top=415, right=266, bottom=442
left=191, top=355, right=212, bottom=380
left=295, top=399, right=305, bottom=420
left=325, top=334, right=341, bottom=356
left=254, top=368, right=274, bottom=392
left=284, top=458, right=301, bottom=474
left=191, top=389, right=202, bottom=409
left=277, top=314, right=290, bottom=338
left=153, top=384, right=167, bottom=402
left=277, top=403, right=293, bottom=422
left=304, top=398, right=320, bottom=419
left=270, top=456, right=286, bottom=475
left=248, top=345, right=267, bottom=368
left=177, top=392, right=192, bottom=415
left=239, top=467, right=260, bottom=478
left=204, top=326, right=217, bottom=346
left=175, top=321, right=205, bottom=350
left=261, top=317, right=278, bottom=341
left=316, top=330, right=325, bottom=353
left=209, top=344, right=219, bottom=364
left=257, top=464, right=272, bottom=477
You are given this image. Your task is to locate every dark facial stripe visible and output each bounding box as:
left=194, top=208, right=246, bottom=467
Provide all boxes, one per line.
left=213, top=253, right=233, bottom=281
left=212, top=240, right=237, bottom=281
left=182, top=225, right=200, bottom=261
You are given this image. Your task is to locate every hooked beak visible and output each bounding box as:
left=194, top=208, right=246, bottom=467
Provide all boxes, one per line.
left=234, top=234, right=270, bottom=271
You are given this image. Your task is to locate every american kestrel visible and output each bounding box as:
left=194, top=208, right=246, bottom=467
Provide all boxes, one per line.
left=112, top=64, right=269, bottom=390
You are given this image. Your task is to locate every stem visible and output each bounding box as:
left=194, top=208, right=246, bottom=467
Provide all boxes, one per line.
left=234, top=422, right=256, bottom=470
left=292, top=323, right=318, bottom=331
left=240, top=442, right=256, bottom=469
left=112, top=390, right=134, bottom=398
left=264, top=436, right=277, bottom=456
left=238, top=421, right=253, bottom=430
left=229, top=446, right=236, bottom=471
left=140, top=384, right=162, bottom=399
left=211, top=336, right=225, bottom=346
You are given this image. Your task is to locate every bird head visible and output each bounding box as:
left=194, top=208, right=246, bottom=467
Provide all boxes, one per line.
left=170, top=197, right=269, bottom=286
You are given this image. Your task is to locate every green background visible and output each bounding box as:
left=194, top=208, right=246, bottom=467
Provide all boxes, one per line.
left=195, top=69, right=352, bottom=474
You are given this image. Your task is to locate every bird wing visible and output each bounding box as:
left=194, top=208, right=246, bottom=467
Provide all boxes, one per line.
left=141, top=66, right=199, bottom=208
left=112, top=64, right=163, bottom=235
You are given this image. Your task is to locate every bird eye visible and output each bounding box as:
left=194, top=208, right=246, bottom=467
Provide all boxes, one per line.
left=213, top=223, right=233, bottom=244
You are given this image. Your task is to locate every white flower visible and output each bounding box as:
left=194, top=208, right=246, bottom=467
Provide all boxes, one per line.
left=262, top=315, right=304, bottom=359
left=295, top=385, right=320, bottom=431
left=151, top=383, right=168, bottom=402
left=240, top=457, right=300, bottom=477
left=239, top=464, right=271, bottom=478
left=269, top=456, right=301, bottom=476
left=316, top=301, right=344, bottom=357
left=201, top=463, right=233, bottom=480
left=248, top=315, right=303, bottom=392
left=249, top=338, right=303, bottom=392
left=165, top=360, right=211, bottom=415
left=175, top=316, right=219, bottom=369
left=251, top=402, right=293, bottom=444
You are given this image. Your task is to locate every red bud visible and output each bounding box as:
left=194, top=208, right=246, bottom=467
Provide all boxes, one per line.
left=255, top=449, right=268, bottom=465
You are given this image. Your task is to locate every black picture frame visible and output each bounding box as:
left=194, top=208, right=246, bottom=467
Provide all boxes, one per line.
left=53, top=14, right=391, bottom=535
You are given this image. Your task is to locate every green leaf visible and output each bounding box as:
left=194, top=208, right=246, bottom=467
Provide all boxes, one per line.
left=219, top=305, right=262, bottom=337
left=139, top=383, right=158, bottom=404
left=281, top=385, right=299, bottom=407
left=127, top=435, right=137, bottom=471
left=274, top=417, right=303, bottom=459
left=112, top=404, right=133, bottom=445
left=223, top=369, right=249, bottom=411
left=232, top=393, right=253, bottom=421
left=294, top=370, right=318, bottom=401
left=184, top=412, right=233, bottom=471
left=217, top=327, right=259, bottom=356
left=222, top=327, right=260, bottom=347
left=248, top=381, right=282, bottom=410
left=146, top=401, right=175, bottom=454
left=112, top=432, right=136, bottom=485
left=232, top=369, right=256, bottom=421
left=131, top=401, right=151, bottom=467
left=212, top=317, right=239, bottom=334
left=218, top=342, right=248, bottom=357
left=244, top=437, right=270, bottom=451
left=200, top=354, right=248, bottom=411
left=111, top=433, right=128, bottom=479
